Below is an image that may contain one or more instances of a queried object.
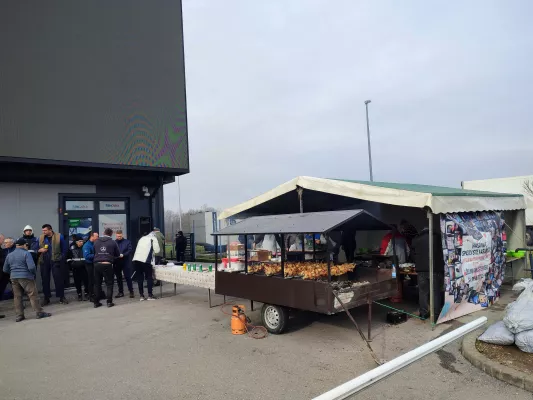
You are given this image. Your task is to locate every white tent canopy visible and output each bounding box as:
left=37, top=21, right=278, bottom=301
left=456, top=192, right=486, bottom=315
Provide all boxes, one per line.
left=219, top=176, right=526, bottom=220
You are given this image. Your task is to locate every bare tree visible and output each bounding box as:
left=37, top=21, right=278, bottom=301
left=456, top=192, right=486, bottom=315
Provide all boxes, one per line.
left=523, top=180, right=533, bottom=198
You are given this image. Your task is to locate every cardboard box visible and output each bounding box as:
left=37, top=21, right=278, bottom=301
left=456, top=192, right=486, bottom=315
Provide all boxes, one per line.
left=248, top=249, right=270, bottom=262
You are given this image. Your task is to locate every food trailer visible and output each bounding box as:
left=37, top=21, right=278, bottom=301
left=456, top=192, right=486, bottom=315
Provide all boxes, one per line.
left=217, top=176, right=528, bottom=326
left=213, top=209, right=399, bottom=335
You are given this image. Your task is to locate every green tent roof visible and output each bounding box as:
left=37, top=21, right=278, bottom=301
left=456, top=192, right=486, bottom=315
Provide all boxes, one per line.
left=333, top=179, right=523, bottom=198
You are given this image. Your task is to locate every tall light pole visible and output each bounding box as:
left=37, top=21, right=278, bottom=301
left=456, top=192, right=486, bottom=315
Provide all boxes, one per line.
left=364, top=100, right=374, bottom=182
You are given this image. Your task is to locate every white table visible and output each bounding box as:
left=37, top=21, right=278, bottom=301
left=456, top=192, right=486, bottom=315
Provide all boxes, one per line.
left=153, top=265, right=218, bottom=306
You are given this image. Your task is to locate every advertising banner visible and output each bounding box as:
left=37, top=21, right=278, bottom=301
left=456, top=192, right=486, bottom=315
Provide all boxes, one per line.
left=438, top=211, right=506, bottom=324
left=99, top=214, right=127, bottom=239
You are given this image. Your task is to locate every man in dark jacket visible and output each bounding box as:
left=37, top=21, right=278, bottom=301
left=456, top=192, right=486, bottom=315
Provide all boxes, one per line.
left=19, top=225, right=39, bottom=265
left=175, top=231, right=187, bottom=262
left=0, top=233, right=9, bottom=318
left=0, top=237, right=17, bottom=309
left=412, top=228, right=445, bottom=322
left=38, top=224, right=68, bottom=305
left=341, top=230, right=356, bottom=263
left=114, top=230, right=134, bottom=298
left=93, top=228, right=120, bottom=308
left=67, top=235, right=89, bottom=301
left=83, top=231, right=100, bottom=302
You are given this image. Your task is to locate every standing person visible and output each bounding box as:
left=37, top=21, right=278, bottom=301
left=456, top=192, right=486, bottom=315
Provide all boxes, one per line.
left=175, top=231, right=186, bottom=262
left=341, top=230, right=357, bottom=263
left=152, top=227, right=165, bottom=264
left=2, top=237, right=16, bottom=256
left=412, top=227, right=445, bottom=322
left=114, top=230, right=134, bottom=298
left=83, top=232, right=99, bottom=302
left=0, top=237, right=17, bottom=308
left=133, top=232, right=160, bottom=301
left=38, top=224, right=68, bottom=305
left=67, top=235, right=89, bottom=301
left=379, top=227, right=410, bottom=264
left=19, top=225, right=39, bottom=265
left=0, top=233, right=7, bottom=318
left=3, top=238, right=51, bottom=322
left=93, top=228, right=120, bottom=308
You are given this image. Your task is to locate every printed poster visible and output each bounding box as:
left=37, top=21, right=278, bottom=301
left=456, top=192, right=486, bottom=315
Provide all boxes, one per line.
left=99, top=214, right=127, bottom=239
left=438, top=211, right=506, bottom=324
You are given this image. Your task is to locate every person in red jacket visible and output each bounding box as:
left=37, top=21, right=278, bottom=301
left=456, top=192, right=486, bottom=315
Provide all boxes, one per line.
left=379, top=226, right=410, bottom=264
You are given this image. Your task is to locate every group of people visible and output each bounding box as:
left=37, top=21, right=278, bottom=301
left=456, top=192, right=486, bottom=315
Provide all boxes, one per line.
left=0, top=224, right=167, bottom=322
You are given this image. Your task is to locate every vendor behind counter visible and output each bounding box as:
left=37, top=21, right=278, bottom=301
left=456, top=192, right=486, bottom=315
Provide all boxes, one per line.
left=380, top=228, right=410, bottom=263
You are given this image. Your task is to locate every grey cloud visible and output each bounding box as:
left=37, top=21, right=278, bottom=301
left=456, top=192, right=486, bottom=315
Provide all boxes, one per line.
left=165, top=0, right=533, bottom=213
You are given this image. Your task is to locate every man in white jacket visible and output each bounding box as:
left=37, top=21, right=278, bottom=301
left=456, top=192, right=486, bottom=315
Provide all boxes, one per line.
left=132, top=232, right=160, bottom=301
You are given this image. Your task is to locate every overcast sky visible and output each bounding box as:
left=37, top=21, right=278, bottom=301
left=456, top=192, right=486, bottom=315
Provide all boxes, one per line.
left=164, top=0, right=533, bottom=213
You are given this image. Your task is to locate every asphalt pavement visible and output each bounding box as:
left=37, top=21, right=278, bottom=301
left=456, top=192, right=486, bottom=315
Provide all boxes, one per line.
left=0, top=284, right=531, bottom=400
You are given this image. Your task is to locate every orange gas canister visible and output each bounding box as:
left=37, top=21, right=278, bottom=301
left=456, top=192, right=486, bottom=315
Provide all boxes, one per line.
left=231, top=305, right=247, bottom=335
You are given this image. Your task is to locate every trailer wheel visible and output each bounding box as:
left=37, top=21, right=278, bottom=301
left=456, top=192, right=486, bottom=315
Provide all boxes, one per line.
left=261, top=304, right=289, bottom=334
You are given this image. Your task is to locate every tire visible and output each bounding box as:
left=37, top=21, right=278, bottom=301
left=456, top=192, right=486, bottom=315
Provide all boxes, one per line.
left=261, top=304, right=289, bottom=334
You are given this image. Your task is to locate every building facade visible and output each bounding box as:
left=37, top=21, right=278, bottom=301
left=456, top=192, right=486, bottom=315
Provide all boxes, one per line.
left=0, top=0, right=188, bottom=242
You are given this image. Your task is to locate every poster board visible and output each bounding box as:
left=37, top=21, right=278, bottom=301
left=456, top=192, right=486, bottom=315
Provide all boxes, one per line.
left=438, top=211, right=506, bottom=324
left=99, top=214, right=127, bottom=239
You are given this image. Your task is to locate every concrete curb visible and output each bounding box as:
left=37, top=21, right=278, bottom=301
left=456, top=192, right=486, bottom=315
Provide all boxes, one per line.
left=461, top=329, right=533, bottom=393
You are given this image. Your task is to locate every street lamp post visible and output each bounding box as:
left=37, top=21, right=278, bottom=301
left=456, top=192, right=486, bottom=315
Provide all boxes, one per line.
left=364, top=100, right=374, bottom=182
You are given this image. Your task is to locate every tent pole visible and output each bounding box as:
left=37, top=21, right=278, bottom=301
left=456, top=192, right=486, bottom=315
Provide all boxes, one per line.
left=428, top=210, right=435, bottom=327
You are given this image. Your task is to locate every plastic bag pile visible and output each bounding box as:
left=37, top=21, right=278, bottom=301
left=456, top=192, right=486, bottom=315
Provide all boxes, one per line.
left=478, top=279, right=533, bottom=353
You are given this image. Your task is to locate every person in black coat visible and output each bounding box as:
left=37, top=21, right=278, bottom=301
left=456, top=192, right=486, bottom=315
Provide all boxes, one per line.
left=115, top=230, right=134, bottom=298
left=67, top=235, right=89, bottom=301
left=412, top=228, right=445, bottom=322
left=175, top=231, right=187, bottom=262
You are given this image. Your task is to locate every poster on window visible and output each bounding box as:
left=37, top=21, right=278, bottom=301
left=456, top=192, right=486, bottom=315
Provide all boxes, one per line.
left=99, top=214, right=127, bottom=239
left=438, top=211, right=506, bottom=324
left=68, top=217, right=93, bottom=240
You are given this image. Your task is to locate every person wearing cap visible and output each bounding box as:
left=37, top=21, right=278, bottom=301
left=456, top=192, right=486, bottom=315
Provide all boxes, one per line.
left=19, top=225, right=39, bottom=265
left=67, top=235, right=89, bottom=301
left=3, top=238, right=51, bottom=322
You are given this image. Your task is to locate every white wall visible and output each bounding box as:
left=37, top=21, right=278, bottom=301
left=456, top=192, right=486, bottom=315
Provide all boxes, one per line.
left=463, top=176, right=533, bottom=225
left=0, top=182, right=95, bottom=238
left=190, top=212, right=207, bottom=243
